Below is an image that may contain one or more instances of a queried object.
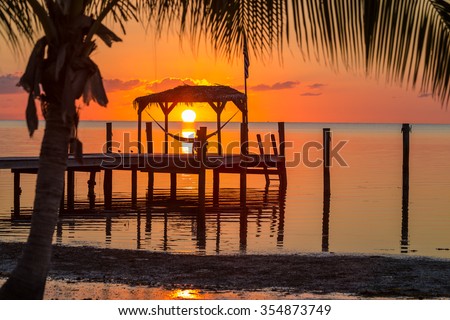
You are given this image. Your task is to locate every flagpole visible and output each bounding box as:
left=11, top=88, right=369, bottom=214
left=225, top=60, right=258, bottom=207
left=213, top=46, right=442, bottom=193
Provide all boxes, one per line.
left=243, top=32, right=249, bottom=123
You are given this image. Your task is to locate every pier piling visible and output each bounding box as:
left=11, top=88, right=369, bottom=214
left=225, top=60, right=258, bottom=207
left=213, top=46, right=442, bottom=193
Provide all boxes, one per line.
left=402, top=124, right=411, bottom=192
left=278, top=122, right=287, bottom=188
left=170, top=173, right=177, bottom=200
left=197, top=127, right=207, bottom=214
left=67, top=169, right=75, bottom=212
left=104, top=122, right=113, bottom=210
left=240, top=123, right=248, bottom=207
left=213, top=169, right=220, bottom=206
left=146, top=122, right=154, bottom=204
left=87, top=171, right=96, bottom=210
left=131, top=170, right=138, bottom=208
left=401, top=123, right=411, bottom=253
left=13, top=171, right=20, bottom=217
left=323, top=128, right=331, bottom=197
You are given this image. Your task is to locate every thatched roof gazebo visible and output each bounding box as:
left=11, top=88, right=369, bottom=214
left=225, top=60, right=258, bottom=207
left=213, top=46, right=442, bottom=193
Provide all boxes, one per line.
left=133, top=85, right=248, bottom=155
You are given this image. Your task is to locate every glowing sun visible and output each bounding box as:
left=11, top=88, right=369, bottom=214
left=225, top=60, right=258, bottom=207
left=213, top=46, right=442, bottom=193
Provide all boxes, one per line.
left=181, top=109, right=196, bottom=123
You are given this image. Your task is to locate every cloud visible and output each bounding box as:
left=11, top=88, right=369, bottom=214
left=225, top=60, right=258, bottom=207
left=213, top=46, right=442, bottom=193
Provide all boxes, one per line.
left=308, top=83, right=326, bottom=89
left=250, top=81, right=300, bottom=91
left=251, top=84, right=272, bottom=91
left=273, top=81, right=301, bottom=90
left=418, top=92, right=432, bottom=98
left=103, top=79, right=142, bottom=92
left=103, top=77, right=214, bottom=94
left=0, top=74, right=24, bottom=94
left=300, top=92, right=323, bottom=97
left=146, top=78, right=196, bottom=92
left=0, top=74, right=218, bottom=98
left=145, top=77, right=214, bottom=93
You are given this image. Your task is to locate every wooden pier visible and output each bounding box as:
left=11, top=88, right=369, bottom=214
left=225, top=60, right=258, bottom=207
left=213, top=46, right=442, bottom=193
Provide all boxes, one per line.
left=0, top=122, right=287, bottom=218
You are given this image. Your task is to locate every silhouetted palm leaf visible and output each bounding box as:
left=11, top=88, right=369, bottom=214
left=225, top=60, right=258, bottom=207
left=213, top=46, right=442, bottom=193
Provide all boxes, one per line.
left=287, top=0, right=450, bottom=106
left=153, top=0, right=450, bottom=107
left=0, top=0, right=36, bottom=54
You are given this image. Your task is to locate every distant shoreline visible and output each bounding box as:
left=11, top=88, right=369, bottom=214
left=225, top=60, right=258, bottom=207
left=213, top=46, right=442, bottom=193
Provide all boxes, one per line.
left=1, top=242, right=450, bottom=299
left=2, top=119, right=450, bottom=126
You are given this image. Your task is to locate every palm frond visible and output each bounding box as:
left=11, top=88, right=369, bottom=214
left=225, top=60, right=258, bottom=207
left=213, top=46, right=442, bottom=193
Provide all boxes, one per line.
left=173, top=0, right=450, bottom=107
left=288, top=0, right=450, bottom=106
left=0, top=0, right=39, bottom=54
left=151, top=0, right=286, bottom=62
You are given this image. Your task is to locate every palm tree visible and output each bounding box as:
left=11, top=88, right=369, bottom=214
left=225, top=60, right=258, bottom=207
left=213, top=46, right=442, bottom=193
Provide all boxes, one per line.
left=1, top=0, right=450, bottom=299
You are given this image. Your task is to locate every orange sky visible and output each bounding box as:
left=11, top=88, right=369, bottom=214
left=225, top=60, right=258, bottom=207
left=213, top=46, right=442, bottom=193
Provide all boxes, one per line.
left=0, top=21, right=449, bottom=124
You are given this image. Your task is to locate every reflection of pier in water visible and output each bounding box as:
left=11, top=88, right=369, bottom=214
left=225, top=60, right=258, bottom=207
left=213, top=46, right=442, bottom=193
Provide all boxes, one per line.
left=52, top=186, right=286, bottom=253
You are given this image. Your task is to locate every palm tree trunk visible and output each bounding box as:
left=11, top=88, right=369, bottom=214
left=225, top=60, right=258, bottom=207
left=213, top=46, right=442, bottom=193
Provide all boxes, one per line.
left=0, top=104, right=70, bottom=299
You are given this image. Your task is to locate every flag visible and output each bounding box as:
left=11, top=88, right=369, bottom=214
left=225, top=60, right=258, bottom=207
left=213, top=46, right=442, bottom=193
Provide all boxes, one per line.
left=243, top=34, right=250, bottom=79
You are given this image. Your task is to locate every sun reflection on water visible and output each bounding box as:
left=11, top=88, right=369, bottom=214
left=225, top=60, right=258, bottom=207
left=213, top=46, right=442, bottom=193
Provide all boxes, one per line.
left=170, top=289, right=202, bottom=300
left=181, top=130, right=195, bottom=154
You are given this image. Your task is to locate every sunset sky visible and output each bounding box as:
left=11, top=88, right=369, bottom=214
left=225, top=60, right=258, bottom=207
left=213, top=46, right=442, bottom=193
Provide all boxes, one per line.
left=0, top=21, right=449, bottom=124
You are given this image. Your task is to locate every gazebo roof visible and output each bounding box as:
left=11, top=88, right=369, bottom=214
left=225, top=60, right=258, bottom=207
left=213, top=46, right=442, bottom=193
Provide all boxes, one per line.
left=133, top=85, right=247, bottom=113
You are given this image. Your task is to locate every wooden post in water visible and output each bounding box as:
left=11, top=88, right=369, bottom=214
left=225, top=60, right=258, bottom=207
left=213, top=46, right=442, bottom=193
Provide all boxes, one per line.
left=277, top=188, right=287, bottom=247
left=240, top=123, right=248, bottom=207
left=278, top=122, right=287, bottom=189
left=131, top=170, right=138, bottom=208
left=136, top=210, right=142, bottom=249
left=257, top=134, right=270, bottom=187
left=131, top=112, right=142, bottom=209
left=239, top=208, right=248, bottom=253
left=322, top=128, right=331, bottom=251
left=146, top=122, right=154, bottom=204
left=59, top=179, right=65, bottom=215
left=322, top=188, right=331, bottom=252
left=402, top=124, right=410, bottom=192
left=106, top=122, right=113, bottom=153
left=401, top=123, right=411, bottom=253
left=197, top=127, right=207, bottom=214
left=105, top=216, right=112, bottom=244
left=137, top=111, right=142, bottom=154
left=67, top=169, right=75, bottom=212
left=213, top=169, right=220, bottom=207
left=13, top=171, right=21, bottom=217
left=104, top=122, right=113, bottom=210
left=87, top=171, right=96, bottom=210
left=170, top=173, right=177, bottom=200
left=323, top=128, right=331, bottom=198
left=216, top=111, right=223, bottom=156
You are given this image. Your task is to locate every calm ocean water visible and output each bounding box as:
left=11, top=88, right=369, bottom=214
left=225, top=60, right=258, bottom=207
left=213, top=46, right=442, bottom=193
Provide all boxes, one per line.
left=1, top=120, right=450, bottom=258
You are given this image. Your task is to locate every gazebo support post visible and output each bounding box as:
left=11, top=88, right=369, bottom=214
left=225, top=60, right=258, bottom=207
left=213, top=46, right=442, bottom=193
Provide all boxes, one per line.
left=216, top=111, right=222, bottom=156
left=164, top=111, right=169, bottom=154
left=198, top=127, right=207, bottom=215
left=137, top=110, right=142, bottom=153
left=131, top=111, right=142, bottom=209
left=240, top=122, right=248, bottom=207
left=146, top=122, right=154, bottom=205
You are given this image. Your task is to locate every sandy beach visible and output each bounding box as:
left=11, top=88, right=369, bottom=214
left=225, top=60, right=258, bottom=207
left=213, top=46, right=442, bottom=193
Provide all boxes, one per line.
left=1, top=242, right=450, bottom=299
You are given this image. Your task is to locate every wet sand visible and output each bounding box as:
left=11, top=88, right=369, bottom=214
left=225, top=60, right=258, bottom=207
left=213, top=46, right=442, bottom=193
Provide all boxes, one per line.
left=1, top=242, right=450, bottom=299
